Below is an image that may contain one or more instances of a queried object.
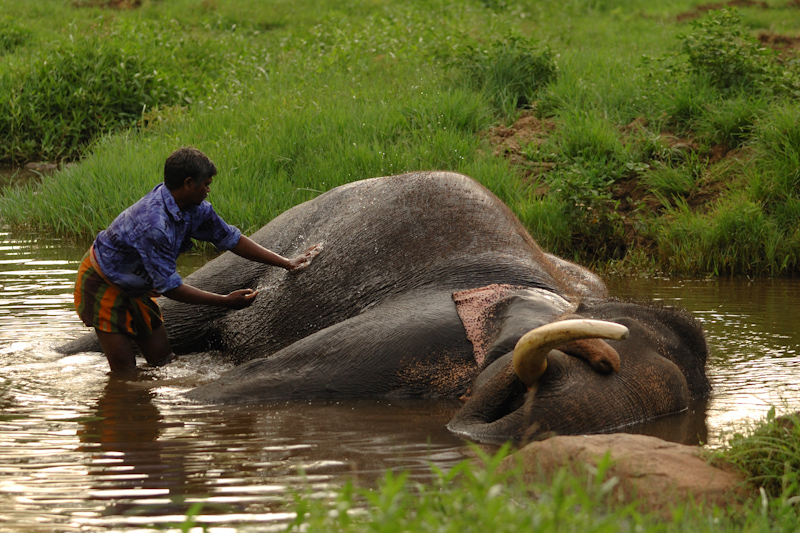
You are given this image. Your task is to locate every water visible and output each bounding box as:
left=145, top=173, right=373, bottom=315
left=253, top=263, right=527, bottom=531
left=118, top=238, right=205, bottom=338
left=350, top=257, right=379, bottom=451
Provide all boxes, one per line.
left=0, top=230, right=467, bottom=531
left=1, top=230, right=799, bottom=531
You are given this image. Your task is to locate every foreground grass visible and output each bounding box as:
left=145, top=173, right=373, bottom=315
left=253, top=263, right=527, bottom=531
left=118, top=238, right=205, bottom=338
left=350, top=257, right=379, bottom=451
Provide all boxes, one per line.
left=2, top=0, right=800, bottom=275
left=289, top=446, right=647, bottom=532
left=280, top=411, right=800, bottom=532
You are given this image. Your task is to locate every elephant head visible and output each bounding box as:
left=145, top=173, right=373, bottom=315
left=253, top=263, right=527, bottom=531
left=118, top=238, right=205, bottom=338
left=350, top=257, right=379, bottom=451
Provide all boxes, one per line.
left=447, top=297, right=711, bottom=443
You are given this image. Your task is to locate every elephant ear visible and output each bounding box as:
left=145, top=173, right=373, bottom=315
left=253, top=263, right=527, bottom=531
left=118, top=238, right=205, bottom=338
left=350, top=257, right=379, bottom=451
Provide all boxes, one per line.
left=452, top=285, right=574, bottom=369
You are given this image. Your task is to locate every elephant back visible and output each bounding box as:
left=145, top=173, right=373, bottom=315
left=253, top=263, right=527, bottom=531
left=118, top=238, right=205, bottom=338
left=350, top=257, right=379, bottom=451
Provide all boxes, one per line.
left=164, top=172, right=585, bottom=360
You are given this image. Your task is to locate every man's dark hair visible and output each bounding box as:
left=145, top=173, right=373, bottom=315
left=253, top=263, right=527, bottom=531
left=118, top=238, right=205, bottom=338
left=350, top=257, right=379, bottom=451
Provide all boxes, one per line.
left=164, top=147, right=218, bottom=190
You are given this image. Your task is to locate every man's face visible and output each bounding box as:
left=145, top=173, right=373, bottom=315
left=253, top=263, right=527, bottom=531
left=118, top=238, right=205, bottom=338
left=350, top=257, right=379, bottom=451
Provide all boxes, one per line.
left=187, top=177, right=212, bottom=206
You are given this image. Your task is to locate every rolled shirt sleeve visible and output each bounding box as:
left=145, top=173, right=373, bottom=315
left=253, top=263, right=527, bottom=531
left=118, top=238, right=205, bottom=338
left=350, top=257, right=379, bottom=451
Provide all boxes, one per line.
left=191, top=207, right=242, bottom=252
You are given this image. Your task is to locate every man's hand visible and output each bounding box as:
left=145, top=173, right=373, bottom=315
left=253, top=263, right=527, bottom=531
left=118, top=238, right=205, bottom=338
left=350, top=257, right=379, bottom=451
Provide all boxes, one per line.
left=232, top=236, right=324, bottom=272
left=286, top=242, right=324, bottom=272
left=224, top=288, right=260, bottom=309
left=165, top=284, right=259, bottom=309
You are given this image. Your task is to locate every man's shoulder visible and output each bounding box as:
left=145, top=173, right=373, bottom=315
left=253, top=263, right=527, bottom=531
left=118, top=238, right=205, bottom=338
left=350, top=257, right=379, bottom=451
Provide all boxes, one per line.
left=124, top=184, right=165, bottom=212
left=120, top=187, right=173, bottom=234
left=185, top=200, right=224, bottom=227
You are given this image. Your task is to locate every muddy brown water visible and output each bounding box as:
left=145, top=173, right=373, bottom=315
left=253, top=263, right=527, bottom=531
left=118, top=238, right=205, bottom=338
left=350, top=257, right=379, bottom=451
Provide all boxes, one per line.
left=1, top=228, right=799, bottom=531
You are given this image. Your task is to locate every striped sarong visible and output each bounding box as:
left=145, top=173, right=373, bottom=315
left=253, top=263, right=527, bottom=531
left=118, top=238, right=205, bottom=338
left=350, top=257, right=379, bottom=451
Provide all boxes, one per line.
left=73, top=248, right=163, bottom=337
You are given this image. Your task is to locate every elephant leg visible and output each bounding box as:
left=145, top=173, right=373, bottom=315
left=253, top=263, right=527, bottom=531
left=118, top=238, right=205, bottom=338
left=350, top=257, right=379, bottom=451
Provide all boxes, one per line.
left=56, top=330, right=102, bottom=354
left=185, top=289, right=477, bottom=403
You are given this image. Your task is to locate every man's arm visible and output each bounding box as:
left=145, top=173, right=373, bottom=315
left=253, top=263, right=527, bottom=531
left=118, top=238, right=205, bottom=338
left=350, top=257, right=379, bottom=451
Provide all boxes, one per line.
left=163, top=283, right=257, bottom=310
left=161, top=238, right=322, bottom=310
left=231, top=236, right=322, bottom=271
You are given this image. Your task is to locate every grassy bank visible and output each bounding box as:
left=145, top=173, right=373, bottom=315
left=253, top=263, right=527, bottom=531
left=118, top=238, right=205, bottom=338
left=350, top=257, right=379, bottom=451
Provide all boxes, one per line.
left=280, top=411, right=800, bottom=532
left=1, top=0, right=800, bottom=275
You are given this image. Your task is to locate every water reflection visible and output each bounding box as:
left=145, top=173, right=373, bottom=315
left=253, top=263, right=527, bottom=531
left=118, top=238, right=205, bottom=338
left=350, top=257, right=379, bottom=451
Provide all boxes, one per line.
left=623, top=398, right=710, bottom=445
left=77, top=377, right=184, bottom=517
left=1, top=229, right=800, bottom=529
left=0, top=230, right=84, bottom=347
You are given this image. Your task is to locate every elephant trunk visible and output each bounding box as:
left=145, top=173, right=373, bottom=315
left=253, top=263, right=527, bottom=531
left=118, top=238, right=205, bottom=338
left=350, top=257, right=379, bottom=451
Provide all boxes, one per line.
left=513, top=319, right=630, bottom=387
left=446, top=363, right=529, bottom=443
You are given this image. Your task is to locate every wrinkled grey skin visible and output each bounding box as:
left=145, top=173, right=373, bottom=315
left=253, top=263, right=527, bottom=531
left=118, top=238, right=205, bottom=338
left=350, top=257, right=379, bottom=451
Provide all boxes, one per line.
left=60, top=171, right=710, bottom=443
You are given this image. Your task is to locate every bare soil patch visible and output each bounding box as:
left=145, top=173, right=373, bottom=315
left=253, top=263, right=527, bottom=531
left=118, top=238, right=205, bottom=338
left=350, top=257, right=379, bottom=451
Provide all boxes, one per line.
left=483, top=113, right=742, bottom=253
left=676, top=0, right=770, bottom=23
left=484, top=114, right=732, bottom=214
left=483, top=112, right=557, bottom=182
left=72, top=0, right=141, bottom=8
left=759, top=32, right=800, bottom=56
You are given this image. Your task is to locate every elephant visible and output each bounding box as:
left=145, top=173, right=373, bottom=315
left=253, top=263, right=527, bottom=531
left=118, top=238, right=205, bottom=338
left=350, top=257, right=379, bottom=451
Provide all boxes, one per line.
left=59, top=171, right=711, bottom=443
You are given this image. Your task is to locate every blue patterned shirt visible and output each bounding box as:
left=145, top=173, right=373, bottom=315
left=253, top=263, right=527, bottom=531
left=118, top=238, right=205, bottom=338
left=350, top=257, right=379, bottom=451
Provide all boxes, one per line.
left=93, top=183, right=242, bottom=296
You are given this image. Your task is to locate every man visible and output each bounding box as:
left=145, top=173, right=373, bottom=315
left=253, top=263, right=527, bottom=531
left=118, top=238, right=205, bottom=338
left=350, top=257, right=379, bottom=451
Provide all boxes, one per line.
left=73, top=147, right=322, bottom=372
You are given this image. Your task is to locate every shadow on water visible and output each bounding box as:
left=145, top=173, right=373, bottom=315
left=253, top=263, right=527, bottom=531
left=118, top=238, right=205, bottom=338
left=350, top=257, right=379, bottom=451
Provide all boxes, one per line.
left=622, top=397, right=710, bottom=445
left=1, top=228, right=800, bottom=529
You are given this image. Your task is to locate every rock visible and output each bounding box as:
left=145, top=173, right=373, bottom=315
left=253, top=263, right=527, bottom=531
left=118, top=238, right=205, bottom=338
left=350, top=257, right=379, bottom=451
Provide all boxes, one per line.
left=24, top=162, right=59, bottom=173
left=499, top=433, right=748, bottom=515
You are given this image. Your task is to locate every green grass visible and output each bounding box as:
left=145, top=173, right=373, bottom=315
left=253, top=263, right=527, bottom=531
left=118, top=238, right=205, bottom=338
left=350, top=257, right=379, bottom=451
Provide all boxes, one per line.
left=451, top=31, right=558, bottom=115
left=289, top=445, right=646, bottom=532
left=654, top=194, right=792, bottom=275
left=644, top=161, right=700, bottom=200
left=1, top=0, right=800, bottom=275
left=718, top=408, right=800, bottom=503
left=0, top=0, right=516, bottom=236
left=752, top=103, right=800, bottom=206
left=694, top=93, right=769, bottom=148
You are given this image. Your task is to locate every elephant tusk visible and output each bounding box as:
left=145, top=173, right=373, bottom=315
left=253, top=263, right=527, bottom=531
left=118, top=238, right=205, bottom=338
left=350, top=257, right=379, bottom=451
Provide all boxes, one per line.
left=512, top=319, right=630, bottom=387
